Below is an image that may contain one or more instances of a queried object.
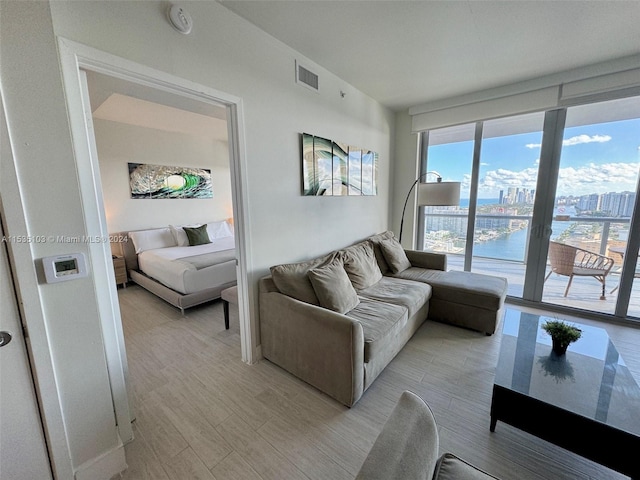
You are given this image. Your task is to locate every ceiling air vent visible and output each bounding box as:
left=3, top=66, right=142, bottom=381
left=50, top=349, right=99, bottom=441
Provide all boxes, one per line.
left=295, top=61, right=319, bottom=92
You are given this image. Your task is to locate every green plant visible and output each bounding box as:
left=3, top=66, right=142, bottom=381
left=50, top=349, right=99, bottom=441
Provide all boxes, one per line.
left=542, top=320, right=582, bottom=346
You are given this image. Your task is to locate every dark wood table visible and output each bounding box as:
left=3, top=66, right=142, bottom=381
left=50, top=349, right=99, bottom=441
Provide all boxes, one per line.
left=491, top=309, right=640, bottom=479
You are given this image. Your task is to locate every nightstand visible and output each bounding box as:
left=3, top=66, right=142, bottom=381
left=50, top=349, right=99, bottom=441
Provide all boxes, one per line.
left=112, top=256, right=127, bottom=288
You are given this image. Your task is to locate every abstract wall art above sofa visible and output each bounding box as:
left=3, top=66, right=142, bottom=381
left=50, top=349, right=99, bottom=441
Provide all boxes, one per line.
left=128, top=162, right=213, bottom=199
left=302, top=133, right=378, bottom=196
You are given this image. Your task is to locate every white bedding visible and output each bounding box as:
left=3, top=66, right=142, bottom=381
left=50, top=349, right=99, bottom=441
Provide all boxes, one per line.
left=138, top=237, right=236, bottom=294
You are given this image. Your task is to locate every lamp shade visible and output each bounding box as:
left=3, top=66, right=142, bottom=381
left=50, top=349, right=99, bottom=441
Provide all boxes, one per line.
left=416, top=181, right=461, bottom=206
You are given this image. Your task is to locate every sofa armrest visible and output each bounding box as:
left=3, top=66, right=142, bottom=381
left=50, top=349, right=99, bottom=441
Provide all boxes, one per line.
left=405, top=249, right=447, bottom=271
left=259, top=279, right=365, bottom=407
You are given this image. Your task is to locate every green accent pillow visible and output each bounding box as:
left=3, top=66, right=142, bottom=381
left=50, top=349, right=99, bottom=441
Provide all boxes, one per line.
left=183, top=225, right=211, bottom=246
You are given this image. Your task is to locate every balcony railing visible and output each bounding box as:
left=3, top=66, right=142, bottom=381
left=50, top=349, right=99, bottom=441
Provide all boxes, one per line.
left=424, top=212, right=639, bottom=318
left=424, top=212, right=631, bottom=264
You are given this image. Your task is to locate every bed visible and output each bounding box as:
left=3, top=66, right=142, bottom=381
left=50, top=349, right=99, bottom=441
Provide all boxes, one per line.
left=116, top=221, right=237, bottom=313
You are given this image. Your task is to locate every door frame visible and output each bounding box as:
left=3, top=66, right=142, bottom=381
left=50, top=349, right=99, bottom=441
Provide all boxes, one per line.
left=56, top=37, right=254, bottom=440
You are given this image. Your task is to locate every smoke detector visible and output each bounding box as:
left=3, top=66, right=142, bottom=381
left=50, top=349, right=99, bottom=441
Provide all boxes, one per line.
left=167, top=4, right=193, bottom=35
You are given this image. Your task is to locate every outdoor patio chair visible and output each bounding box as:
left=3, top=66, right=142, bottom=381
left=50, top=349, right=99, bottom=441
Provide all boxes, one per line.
left=545, top=241, right=614, bottom=300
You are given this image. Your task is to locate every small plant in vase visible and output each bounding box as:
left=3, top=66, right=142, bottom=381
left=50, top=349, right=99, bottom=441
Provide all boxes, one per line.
left=542, top=319, right=582, bottom=355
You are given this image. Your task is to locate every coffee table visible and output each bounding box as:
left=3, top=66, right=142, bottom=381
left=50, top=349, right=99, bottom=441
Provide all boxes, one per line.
left=490, top=309, right=640, bottom=479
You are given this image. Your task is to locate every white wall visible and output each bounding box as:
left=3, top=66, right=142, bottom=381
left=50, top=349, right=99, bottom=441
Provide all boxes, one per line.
left=1, top=1, right=394, bottom=477
left=0, top=2, right=121, bottom=478
left=94, top=119, right=232, bottom=233
left=48, top=0, right=395, bottom=350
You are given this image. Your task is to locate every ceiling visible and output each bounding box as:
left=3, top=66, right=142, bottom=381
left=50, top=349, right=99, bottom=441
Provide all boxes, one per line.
left=219, top=0, right=640, bottom=111
left=86, top=70, right=228, bottom=141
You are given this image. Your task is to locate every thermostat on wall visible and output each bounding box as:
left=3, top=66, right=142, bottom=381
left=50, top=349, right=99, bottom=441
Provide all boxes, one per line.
left=42, top=253, right=88, bottom=283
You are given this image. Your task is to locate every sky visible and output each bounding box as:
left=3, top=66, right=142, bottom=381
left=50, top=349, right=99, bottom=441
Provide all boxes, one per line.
left=428, top=118, right=640, bottom=199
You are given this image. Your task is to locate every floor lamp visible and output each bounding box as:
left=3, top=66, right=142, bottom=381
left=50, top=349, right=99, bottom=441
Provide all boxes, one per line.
left=399, top=172, right=461, bottom=243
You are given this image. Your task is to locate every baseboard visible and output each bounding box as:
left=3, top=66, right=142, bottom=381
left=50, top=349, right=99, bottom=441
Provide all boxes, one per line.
left=74, top=441, right=127, bottom=480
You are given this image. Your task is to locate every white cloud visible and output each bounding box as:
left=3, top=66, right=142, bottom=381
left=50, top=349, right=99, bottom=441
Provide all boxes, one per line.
left=556, top=162, right=638, bottom=195
left=562, top=134, right=611, bottom=146
left=526, top=134, right=612, bottom=149
left=477, top=167, right=538, bottom=195
left=476, top=162, right=639, bottom=197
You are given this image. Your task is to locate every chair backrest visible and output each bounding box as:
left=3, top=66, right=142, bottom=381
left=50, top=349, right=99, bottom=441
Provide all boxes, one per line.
left=548, top=241, right=577, bottom=276
left=356, top=391, right=439, bottom=480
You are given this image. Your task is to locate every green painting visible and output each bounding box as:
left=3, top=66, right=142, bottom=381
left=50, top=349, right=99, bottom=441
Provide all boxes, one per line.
left=128, top=163, right=213, bottom=199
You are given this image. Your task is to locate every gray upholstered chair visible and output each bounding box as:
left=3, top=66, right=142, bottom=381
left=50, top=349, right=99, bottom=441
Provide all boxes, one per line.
left=356, top=391, right=500, bottom=480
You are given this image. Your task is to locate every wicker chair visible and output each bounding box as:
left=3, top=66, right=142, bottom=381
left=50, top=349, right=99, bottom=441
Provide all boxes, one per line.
left=545, top=241, right=614, bottom=300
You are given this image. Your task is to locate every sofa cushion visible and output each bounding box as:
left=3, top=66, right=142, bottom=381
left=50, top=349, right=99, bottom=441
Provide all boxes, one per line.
left=340, top=241, right=383, bottom=290
left=433, top=453, right=500, bottom=480
left=379, top=237, right=411, bottom=274
left=270, top=252, right=336, bottom=305
left=393, top=269, right=506, bottom=311
left=346, top=298, right=408, bottom=363
left=358, top=276, right=431, bottom=318
left=308, top=258, right=360, bottom=314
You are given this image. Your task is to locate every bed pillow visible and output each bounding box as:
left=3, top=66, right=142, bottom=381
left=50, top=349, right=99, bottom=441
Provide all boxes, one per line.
left=169, top=224, right=199, bottom=247
left=129, top=228, right=177, bottom=254
left=183, top=225, right=211, bottom=246
left=308, top=258, right=360, bottom=314
left=207, top=220, right=234, bottom=240
left=379, top=237, right=412, bottom=274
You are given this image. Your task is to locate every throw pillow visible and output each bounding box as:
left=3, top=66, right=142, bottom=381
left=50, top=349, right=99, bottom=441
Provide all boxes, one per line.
left=183, top=225, right=211, bottom=246
left=270, top=252, right=336, bottom=305
left=367, top=230, right=395, bottom=273
left=379, top=237, right=412, bottom=274
left=308, top=259, right=360, bottom=314
left=340, top=241, right=383, bottom=290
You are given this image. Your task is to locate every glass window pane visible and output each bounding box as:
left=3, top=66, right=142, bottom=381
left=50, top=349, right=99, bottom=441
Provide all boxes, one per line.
left=543, top=96, right=640, bottom=315
left=423, top=123, right=475, bottom=267
left=470, top=112, right=544, bottom=297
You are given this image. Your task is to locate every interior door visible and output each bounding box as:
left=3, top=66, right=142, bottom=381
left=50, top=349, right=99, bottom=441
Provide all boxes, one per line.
left=0, top=95, right=52, bottom=479
left=0, top=215, right=52, bottom=480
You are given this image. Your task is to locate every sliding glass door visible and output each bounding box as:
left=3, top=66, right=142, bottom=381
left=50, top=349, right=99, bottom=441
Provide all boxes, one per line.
left=470, top=113, right=544, bottom=297
left=541, top=97, right=640, bottom=315
left=419, top=94, right=640, bottom=320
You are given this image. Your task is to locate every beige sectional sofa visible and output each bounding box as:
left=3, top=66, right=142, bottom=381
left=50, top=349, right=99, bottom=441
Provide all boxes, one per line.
left=259, top=231, right=507, bottom=407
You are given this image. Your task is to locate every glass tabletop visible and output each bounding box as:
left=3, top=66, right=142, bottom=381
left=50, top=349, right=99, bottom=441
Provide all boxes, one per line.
left=495, top=309, right=640, bottom=436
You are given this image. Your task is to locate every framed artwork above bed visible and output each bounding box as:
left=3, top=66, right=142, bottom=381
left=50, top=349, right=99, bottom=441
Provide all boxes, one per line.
left=128, top=162, right=213, bottom=199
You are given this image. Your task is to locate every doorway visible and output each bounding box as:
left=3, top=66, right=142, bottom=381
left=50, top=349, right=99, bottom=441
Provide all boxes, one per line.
left=57, top=38, right=253, bottom=445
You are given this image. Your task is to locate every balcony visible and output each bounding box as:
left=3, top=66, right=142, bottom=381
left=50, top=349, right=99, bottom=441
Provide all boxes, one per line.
left=425, top=213, right=640, bottom=319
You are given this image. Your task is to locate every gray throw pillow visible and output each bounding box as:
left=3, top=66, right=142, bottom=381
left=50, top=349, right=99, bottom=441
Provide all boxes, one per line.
left=183, top=225, right=211, bottom=246
left=340, top=241, right=383, bottom=290
left=379, top=237, right=411, bottom=274
left=308, top=259, right=360, bottom=314
left=270, top=253, right=336, bottom=305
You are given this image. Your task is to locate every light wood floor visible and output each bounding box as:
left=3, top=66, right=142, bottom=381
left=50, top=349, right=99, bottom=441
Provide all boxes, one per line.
left=114, top=284, right=640, bottom=480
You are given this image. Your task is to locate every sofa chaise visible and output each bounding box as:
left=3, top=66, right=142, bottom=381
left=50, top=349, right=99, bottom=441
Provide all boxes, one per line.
left=259, top=231, right=507, bottom=407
